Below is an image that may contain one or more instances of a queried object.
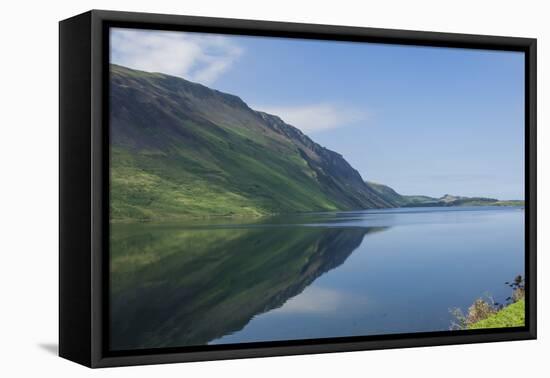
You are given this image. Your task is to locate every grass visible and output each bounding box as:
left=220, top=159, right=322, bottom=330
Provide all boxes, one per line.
left=491, top=200, right=525, bottom=207
left=468, top=299, right=525, bottom=329
left=110, top=138, right=341, bottom=221
left=108, top=98, right=346, bottom=221
left=450, top=275, right=525, bottom=331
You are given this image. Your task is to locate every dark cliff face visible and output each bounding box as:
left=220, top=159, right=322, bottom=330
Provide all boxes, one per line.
left=257, top=111, right=396, bottom=209
left=110, top=64, right=393, bottom=220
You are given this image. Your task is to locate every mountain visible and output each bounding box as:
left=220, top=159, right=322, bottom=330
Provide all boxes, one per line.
left=367, top=182, right=522, bottom=207
left=110, top=64, right=394, bottom=221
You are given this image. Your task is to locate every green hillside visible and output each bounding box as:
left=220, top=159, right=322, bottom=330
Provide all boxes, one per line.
left=365, top=181, right=429, bottom=207
left=367, top=182, right=524, bottom=208
left=468, top=299, right=525, bottom=329
left=110, top=64, right=393, bottom=221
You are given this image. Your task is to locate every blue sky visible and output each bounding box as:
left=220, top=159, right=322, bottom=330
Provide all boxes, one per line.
left=111, top=28, right=525, bottom=200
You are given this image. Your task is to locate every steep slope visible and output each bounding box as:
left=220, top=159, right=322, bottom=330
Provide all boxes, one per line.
left=110, top=64, right=393, bottom=220
left=365, top=181, right=410, bottom=207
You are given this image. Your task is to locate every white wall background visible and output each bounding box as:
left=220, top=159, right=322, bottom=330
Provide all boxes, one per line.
left=0, top=0, right=546, bottom=376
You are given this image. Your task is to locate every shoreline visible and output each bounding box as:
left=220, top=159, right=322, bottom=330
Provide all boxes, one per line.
left=110, top=203, right=524, bottom=224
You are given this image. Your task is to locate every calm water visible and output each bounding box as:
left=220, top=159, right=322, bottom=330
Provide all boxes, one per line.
left=110, top=206, right=524, bottom=350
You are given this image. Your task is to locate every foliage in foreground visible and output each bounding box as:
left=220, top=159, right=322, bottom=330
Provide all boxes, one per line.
left=468, top=299, right=525, bottom=329
left=450, top=275, right=525, bottom=330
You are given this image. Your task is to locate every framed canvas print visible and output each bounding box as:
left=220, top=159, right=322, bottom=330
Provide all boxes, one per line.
left=59, top=10, right=537, bottom=368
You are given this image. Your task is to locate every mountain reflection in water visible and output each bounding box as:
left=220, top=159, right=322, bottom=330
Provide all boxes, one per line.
left=110, top=219, right=386, bottom=350
left=110, top=207, right=524, bottom=351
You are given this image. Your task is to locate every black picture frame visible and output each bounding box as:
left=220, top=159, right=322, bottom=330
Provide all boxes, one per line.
left=59, top=9, right=537, bottom=368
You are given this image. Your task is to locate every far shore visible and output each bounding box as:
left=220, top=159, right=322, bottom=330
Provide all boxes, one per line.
left=110, top=202, right=525, bottom=224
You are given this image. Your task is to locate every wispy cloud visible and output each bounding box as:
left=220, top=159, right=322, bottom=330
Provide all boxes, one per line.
left=110, top=28, right=243, bottom=85
left=254, top=103, right=368, bottom=134
left=273, top=286, right=369, bottom=314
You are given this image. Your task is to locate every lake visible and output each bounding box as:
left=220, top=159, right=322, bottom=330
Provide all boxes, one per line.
left=109, top=206, right=524, bottom=350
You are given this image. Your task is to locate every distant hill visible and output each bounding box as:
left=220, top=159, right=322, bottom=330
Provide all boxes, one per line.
left=367, top=182, right=523, bottom=208
left=110, top=64, right=394, bottom=221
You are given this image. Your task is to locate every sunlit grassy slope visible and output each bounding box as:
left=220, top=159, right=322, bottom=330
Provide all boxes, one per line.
left=110, top=64, right=394, bottom=221
left=468, top=299, right=525, bottom=329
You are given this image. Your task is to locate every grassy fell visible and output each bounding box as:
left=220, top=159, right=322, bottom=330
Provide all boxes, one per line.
left=110, top=64, right=392, bottom=222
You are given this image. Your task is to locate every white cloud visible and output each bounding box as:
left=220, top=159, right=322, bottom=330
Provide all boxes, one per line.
left=273, top=286, right=369, bottom=314
left=110, top=28, right=243, bottom=85
left=254, top=103, right=368, bottom=134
